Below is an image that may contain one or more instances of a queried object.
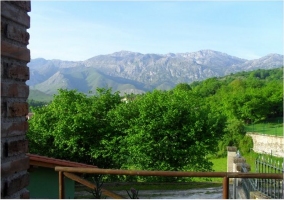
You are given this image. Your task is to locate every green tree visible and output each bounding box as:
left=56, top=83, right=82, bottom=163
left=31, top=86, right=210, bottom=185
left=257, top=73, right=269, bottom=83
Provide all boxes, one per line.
left=216, top=119, right=246, bottom=157
left=262, top=80, right=283, bottom=118
left=27, top=88, right=121, bottom=167
left=106, top=89, right=227, bottom=178
left=173, top=83, right=192, bottom=91
left=28, top=99, right=48, bottom=109
left=192, top=77, right=222, bottom=97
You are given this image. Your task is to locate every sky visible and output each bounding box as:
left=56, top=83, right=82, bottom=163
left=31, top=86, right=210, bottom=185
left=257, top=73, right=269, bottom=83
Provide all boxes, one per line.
left=28, top=1, right=284, bottom=61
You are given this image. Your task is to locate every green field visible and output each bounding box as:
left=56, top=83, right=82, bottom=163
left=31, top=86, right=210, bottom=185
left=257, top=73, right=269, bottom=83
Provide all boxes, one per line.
left=245, top=117, right=283, bottom=136
left=28, top=89, right=53, bottom=102
left=211, top=151, right=283, bottom=173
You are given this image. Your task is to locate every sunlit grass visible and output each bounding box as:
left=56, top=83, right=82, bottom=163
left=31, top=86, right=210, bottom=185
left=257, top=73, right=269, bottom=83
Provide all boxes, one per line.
left=209, top=151, right=283, bottom=175
left=245, top=117, right=283, bottom=136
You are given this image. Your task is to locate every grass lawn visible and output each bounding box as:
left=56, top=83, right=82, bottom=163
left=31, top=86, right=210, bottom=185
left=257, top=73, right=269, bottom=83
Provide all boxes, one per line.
left=245, top=117, right=283, bottom=136
left=209, top=151, right=283, bottom=174
left=191, top=157, right=228, bottom=183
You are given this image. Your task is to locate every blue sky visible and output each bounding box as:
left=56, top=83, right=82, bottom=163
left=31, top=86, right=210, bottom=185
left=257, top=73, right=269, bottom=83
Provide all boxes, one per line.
left=28, top=1, right=283, bottom=61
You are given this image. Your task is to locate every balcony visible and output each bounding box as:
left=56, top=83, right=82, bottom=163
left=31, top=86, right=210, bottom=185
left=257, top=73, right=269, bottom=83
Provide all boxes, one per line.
left=55, top=167, right=283, bottom=199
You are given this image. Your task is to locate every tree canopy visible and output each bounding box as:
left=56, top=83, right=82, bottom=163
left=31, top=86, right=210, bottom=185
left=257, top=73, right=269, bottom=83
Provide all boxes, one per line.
left=27, top=67, right=283, bottom=180
left=27, top=88, right=227, bottom=177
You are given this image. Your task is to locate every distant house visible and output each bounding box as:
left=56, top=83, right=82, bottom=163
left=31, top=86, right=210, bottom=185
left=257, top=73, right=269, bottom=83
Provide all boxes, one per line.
left=26, top=113, right=34, bottom=120
left=27, top=153, right=97, bottom=199
left=121, top=97, right=129, bottom=103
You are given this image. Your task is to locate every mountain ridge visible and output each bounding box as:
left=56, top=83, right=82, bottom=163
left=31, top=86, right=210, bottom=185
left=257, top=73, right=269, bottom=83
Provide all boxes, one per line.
left=28, top=49, right=283, bottom=95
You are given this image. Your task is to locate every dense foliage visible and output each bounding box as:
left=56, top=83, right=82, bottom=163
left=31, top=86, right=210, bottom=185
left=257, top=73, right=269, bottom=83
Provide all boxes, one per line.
left=106, top=89, right=226, bottom=176
left=28, top=99, right=48, bottom=109
left=27, top=67, right=283, bottom=180
left=27, top=88, right=121, bottom=167
left=190, top=68, right=283, bottom=156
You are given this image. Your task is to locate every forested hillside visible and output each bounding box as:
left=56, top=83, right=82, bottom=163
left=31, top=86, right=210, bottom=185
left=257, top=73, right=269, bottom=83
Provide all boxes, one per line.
left=191, top=67, right=283, bottom=122
left=27, top=67, right=283, bottom=181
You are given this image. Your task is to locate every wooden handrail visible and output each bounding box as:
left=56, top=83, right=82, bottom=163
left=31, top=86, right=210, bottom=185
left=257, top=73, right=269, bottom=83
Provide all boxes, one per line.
left=56, top=167, right=283, bottom=199
left=55, top=167, right=283, bottom=179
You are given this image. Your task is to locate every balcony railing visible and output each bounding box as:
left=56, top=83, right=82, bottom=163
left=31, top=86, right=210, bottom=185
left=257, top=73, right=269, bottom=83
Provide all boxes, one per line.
left=55, top=167, right=283, bottom=199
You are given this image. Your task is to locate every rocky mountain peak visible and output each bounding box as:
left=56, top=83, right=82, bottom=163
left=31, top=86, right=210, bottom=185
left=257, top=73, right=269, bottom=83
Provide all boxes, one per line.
left=111, top=50, right=142, bottom=57
left=28, top=50, right=283, bottom=95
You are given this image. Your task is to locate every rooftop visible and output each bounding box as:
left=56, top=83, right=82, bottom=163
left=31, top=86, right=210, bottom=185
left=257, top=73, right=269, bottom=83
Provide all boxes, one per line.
left=27, top=153, right=97, bottom=169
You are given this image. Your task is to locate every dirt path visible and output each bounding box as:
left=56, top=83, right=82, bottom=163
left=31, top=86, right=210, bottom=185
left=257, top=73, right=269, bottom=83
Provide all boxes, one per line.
left=75, top=186, right=225, bottom=199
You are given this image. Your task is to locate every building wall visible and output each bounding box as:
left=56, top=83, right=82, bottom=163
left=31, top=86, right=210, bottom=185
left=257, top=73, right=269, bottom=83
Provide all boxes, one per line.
left=1, top=1, right=31, bottom=198
left=247, top=133, right=284, bottom=157
left=27, top=168, right=75, bottom=199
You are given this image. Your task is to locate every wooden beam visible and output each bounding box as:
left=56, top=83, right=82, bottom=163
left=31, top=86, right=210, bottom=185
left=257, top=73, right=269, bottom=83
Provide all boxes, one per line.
left=222, top=177, right=229, bottom=199
left=59, top=171, right=65, bottom=199
left=55, top=167, right=283, bottom=179
left=30, top=160, right=57, bottom=169
left=63, top=172, right=125, bottom=199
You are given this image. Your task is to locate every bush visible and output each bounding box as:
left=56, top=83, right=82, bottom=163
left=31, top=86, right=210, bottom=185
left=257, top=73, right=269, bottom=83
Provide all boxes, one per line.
left=215, top=119, right=246, bottom=157
left=239, top=135, right=253, bottom=155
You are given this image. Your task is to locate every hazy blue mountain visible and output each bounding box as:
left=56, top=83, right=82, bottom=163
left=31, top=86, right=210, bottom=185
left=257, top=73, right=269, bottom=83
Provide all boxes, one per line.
left=27, top=50, right=283, bottom=95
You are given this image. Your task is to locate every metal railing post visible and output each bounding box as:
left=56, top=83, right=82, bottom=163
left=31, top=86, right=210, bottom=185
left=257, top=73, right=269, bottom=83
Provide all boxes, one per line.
left=59, top=171, right=65, bottom=199
left=222, top=176, right=229, bottom=199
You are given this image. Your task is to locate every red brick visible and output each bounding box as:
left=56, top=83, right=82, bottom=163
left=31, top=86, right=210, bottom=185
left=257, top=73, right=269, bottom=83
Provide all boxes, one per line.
left=6, top=24, right=30, bottom=45
left=1, top=21, right=7, bottom=35
left=1, top=121, right=29, bottom=138
left=7, top=64, right=29, bottom=80
left=6, top=173, right=29, bottom=196
left=1, top=102, right=7, bottom=118
left=1, top=156, right=29, bottom=177
left=8, top=139, right=29, bottom=156
left=2, top=61, right=30, bottom=80
left=1, top=82, right=29, bottom=98
left=1, top=180, right=8, bottom=198
left=2, top=141, right=8, bottom=158
left=1, top=0, right=30, bottom=197
left=7, top=102, right=29, bottom=117
left=1, top=61, right=5, bottom=79
left=1, top=2, right=30, bottom=28
left=11, top=1, right=31, bottom=12
left=20, top=188, right=30, bottom=199
left=1, top=40, right=30, bottom=62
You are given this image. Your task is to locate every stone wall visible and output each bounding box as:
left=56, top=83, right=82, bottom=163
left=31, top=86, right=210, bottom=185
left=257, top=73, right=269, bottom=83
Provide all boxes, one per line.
left=1, top=1, right=31, bottom=198
left=247, top=133, right=284, bottom=157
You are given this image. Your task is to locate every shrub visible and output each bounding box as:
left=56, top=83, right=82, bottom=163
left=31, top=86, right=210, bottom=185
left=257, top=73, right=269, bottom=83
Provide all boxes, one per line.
left=239, top=135, right=253, bottom=155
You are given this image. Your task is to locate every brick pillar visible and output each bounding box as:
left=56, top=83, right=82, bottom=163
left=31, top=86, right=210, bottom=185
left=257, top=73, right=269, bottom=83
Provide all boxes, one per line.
left=1, top=1, right=31, bottom=198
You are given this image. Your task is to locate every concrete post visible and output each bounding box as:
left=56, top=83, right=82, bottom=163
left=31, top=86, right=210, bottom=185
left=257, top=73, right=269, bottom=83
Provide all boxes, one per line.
left=227, top=146, right=237, bottom=173
left=227, top=146, right=237, bottom=185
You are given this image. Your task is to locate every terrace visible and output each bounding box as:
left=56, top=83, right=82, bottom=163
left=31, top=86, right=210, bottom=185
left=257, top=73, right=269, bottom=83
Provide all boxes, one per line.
left=1, top=1, right=283, bottom=199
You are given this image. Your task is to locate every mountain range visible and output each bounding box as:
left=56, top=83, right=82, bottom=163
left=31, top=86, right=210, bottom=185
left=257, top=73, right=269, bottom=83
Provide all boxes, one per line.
left=27, top=49, right=283, bottom=95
